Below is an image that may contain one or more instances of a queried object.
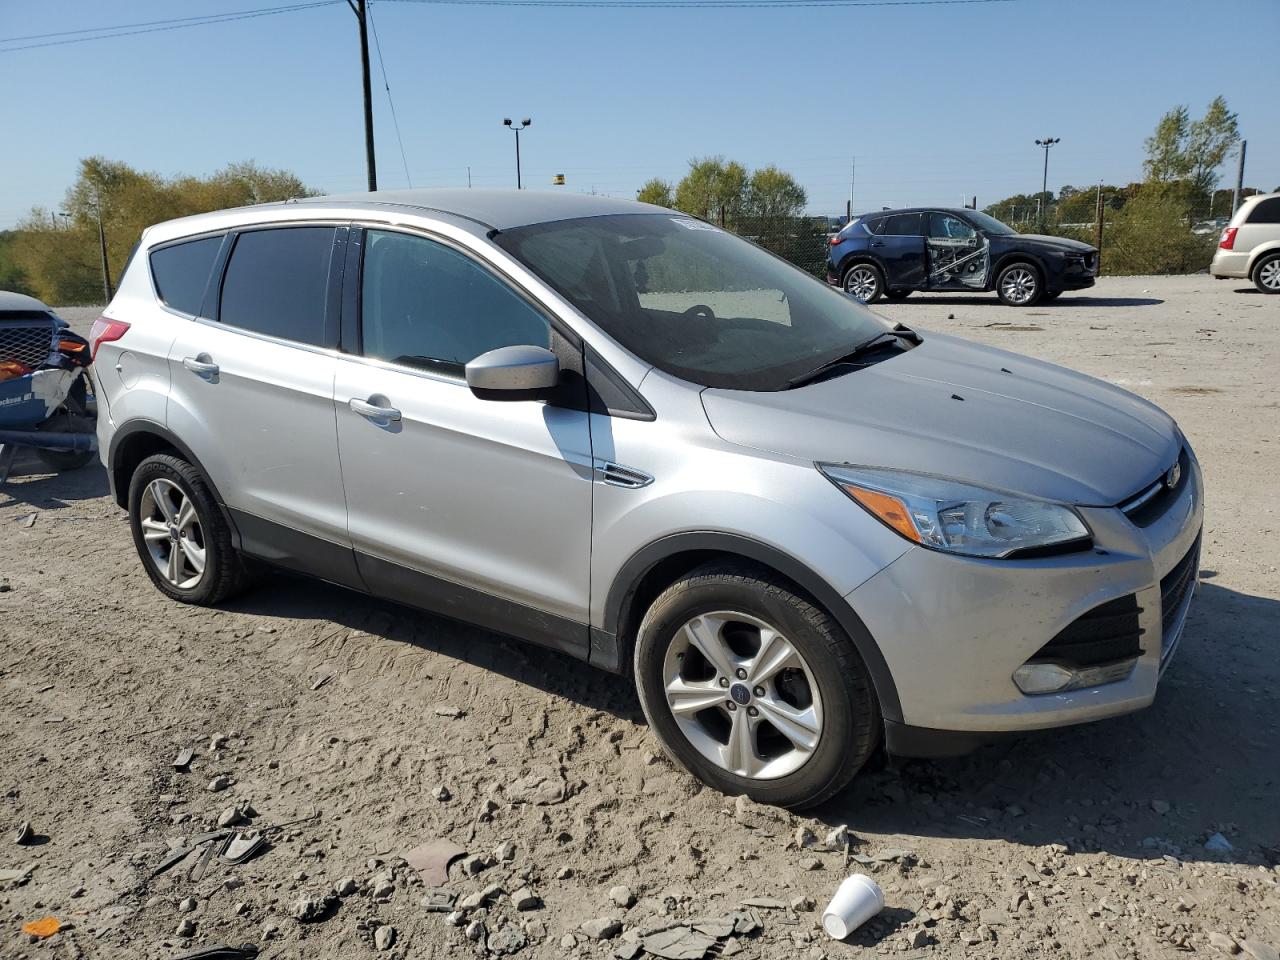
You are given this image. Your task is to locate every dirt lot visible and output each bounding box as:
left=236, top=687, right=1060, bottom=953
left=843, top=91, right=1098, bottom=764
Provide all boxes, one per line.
left=2, top=275, right=1277, bottom=960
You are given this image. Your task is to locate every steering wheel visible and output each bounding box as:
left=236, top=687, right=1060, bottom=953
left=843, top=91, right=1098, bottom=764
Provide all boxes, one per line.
left=682, top=304, right=716, bottom=320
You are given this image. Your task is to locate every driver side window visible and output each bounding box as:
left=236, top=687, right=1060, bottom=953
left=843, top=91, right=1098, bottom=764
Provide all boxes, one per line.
left=360, top=230, right=550, bottom=373
left=929, top=214, right=977, bottom=240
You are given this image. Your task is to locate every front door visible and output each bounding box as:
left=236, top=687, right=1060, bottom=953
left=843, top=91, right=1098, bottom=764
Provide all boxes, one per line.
left=926, top=212, right=990, bottom=290
left=334, top=227, right=595, bottom=656
left=870, top=212, right=927, bottom=289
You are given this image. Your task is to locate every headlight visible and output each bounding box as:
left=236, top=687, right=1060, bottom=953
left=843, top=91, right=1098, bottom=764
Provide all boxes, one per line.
left=818, top=464, right=1091, bottom=559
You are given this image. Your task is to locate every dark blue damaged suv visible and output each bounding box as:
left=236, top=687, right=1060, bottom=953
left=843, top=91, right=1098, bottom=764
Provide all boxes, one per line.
left=826, top=208, right=1098, bottom=306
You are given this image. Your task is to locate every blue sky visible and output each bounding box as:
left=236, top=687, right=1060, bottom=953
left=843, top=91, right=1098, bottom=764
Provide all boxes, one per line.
left=1, top=0, right=1277, bottom=229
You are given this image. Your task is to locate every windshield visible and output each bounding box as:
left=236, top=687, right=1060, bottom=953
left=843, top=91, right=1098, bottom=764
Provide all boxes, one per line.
left=965, top=211, right=1018, bottom=236
left=494, top=213, right=889, bottom=391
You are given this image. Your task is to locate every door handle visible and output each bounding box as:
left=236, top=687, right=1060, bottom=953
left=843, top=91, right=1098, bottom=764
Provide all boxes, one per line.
left=349, top=396, right=401, bottom=422
left=183, top=355, right=219, bottom=379
left=870, top=241, right=885, bottom=247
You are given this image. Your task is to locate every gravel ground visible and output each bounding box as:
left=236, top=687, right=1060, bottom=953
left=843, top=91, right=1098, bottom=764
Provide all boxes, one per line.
left=1, top=275, right=1277, bottom=960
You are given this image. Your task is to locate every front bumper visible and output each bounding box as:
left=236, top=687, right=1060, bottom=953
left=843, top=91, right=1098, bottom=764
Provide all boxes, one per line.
left=847, top=452, right=1203, bottom=746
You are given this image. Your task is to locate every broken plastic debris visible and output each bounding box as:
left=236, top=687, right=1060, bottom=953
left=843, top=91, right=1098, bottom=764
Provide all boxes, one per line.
left=22, top=916, right=63, bottom=938
left=404, top=838, right=466, bottom=887
left=0, top=865, right=35, bottom=884
left=220, top=831, right=266, bottom=865
left=173, top=747, right=194, bottom=771
left=173, top=944, right=260, bottom=960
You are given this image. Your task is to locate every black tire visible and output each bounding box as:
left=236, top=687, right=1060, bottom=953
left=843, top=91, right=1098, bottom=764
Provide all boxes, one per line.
left=1253, top=252, right=1280, bottom=294
left=36, top=448, right=96, bottom=471
left=34, top=411, right=96, bottom=471
left=995, top=261, right=1043, bottom=306
left=633, top=561, right=881, bottom=809
left=842, top=262, right=884, bottom=304
left=885, top=289, right=913, bottom=300
left=127, top=453, right=250, bottom=605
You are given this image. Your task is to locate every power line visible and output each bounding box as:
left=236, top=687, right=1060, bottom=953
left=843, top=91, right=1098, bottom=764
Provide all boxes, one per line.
left=366, top=2, right=414, bottom=188
left=383, top=0, right=1015, bottom=7
left=0, top=2, right=341, bottom=54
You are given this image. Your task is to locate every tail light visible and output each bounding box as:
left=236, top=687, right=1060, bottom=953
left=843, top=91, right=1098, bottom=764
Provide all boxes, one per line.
left=1219, top=227, right=1237, bottom=250
left=88, top=315, right=130, bottom=360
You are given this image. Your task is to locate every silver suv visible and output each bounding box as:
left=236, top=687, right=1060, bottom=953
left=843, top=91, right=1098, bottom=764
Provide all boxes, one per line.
left=93, top=191, right=1203, bottom=808
left=1211, top=192, right=1280, bottom=293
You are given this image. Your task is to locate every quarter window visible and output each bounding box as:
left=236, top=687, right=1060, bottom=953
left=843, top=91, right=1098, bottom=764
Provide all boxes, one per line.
left=359, top=230, right=550, bottom=372
left=883, top=213, right=924, bottom=236
left=1247, top=197, right=1280, bottom=224
left=218, top=227, right=335, bottom=346
left=150, top=236, right=222, bottom=316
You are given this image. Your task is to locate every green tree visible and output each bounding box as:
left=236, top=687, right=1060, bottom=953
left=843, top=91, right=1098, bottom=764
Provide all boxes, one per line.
left=674, top=157, right=748, bottom=227
left=636, top=178, right=675, bottom=208
left=744, top=165, right=807, bottom=222
left=1143, top=97, right=1239, bottom=199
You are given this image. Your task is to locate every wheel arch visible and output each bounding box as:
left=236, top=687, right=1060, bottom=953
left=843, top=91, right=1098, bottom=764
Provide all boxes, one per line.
left=990, top=252, right=1047, bottom=289
left=1248, top=242, right=1280, bottom=278
left=599, top=531, right=903, bottom=723
left=107, top=420, right=242, bottom=549
left=837, top=252, right=888, bottom=283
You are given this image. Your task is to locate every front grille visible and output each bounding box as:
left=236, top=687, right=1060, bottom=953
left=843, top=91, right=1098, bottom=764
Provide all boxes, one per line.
left=0, top=319, right=58, bottom=369
left=1118, top=447, right=1191, bottom=528
left=1033, top=593, right=1144, bottom=667
left=1160, top=536, right=1200, bottom=653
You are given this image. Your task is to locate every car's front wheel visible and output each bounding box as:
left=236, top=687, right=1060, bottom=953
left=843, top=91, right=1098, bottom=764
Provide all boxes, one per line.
left=996, top=262, right=1043, bottom=306
left=634, top=562, right=880, bottom=809
left=1254, top=252, right=1280, bottom=294
left=842, top=263, right=884, bottom=303
left=128, top=453, right=250, bottom=605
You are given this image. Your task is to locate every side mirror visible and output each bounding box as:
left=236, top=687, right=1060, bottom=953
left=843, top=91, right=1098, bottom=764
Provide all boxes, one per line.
left=465, top=344, right=560, bottom=401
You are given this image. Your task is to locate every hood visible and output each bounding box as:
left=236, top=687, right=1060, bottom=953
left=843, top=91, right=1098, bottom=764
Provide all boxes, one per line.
left=1012, top=233, right=1096, bottom=254
left=700, top=332, right=1179, bottom=506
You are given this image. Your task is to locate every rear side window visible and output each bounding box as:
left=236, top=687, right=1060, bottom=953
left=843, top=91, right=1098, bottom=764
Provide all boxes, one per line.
left=218, top=227, right=335, bottom=346
left=1247, top=197, right=1280, bottom=224
left=884, top=213, right=924, bottom=236
left=150, top=236, right=222, bottom=316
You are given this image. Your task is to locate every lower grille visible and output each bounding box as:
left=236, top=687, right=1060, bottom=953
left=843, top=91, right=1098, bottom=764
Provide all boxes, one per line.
left=1033, top=593, right=1144, bottom=667
left=1160, top=536, right=1200, bottom=655
left=0, top=319, right=58, bottom=369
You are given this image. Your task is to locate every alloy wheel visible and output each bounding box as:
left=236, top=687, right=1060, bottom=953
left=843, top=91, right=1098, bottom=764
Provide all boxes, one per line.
left=139, top=478, right=206, bottom=589
left=1259, top=258, right=1280, bottom=291
left=662, top=610, right=824, bottom=780
left=844, top=266, right=879, bottom=302
left=1000, top=266, right=1038, bottom=304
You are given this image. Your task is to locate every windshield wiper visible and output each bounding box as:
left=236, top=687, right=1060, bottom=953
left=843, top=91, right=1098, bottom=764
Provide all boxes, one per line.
left=784, top=324, right=920, bottom=390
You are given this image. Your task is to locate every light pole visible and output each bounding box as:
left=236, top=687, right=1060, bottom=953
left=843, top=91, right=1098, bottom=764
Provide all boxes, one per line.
left=1035, top=137, right=1060, bottom=229
left=503, top=117, right=531, bottom=189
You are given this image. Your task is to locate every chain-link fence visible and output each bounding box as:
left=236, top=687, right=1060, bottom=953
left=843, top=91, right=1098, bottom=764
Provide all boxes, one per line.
left=729, top=215, right=834, bottom=277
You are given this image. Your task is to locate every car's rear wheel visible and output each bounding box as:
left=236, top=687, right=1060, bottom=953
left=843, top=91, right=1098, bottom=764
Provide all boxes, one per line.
left=634, top=562, right=880, bottom=809
left=128, top=453, right=249, bottom=605
left=886, top=289, right=912, bottom=300
left=1254, top=253, right=1280, bottom=294
left=843, top=263, right=884, bottom=303
left=996, top=262, right=1043, bottom=306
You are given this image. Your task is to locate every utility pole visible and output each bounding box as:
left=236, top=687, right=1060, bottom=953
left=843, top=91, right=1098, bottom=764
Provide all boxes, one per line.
left=347, top=0, right=377, bottom=191
left=94, top=193, right=113, bottom=302
left=1232, top=139, right=1247, bottom=214
left=467, top=166, right=472, bottom=189
left=1094, top=181, right=1105, bottom=275
left=849, top=156, right=856, bottom=219
left=1035, top=137, right=1060, bottom=230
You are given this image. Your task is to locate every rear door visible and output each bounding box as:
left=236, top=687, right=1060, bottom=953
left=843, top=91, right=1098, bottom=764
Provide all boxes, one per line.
left=333, top=226, right=595, bottom=655
left=871, top=213, right=926, bottom=288
left=165, top=224, right=358, bottom=584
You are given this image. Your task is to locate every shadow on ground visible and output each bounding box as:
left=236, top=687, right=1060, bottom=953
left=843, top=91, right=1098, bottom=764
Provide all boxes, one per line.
left=881, top=295, right=1166, bottom=309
